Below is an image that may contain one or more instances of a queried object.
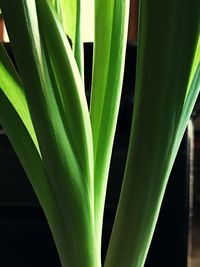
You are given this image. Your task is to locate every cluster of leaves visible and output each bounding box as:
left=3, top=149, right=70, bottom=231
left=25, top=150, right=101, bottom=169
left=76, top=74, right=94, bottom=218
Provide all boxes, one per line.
left=0, top=1, right=199, bottom=267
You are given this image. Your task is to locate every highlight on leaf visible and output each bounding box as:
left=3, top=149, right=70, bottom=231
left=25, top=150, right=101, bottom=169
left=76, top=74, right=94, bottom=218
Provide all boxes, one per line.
left=0, top=0, right=199, bottom=267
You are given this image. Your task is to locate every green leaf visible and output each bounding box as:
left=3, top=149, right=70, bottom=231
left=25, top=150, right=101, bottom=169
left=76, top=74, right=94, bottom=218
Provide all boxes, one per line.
left=0, top=1, right=99, bottom=266
left=104, top=1, right=200, bottom=266
left=50, top=0, right=63, bottom=24
left=90, top=0, right=130, bottom=249
left=0, top=92, right=83, bottom=267
left=57, top=0, right=94, bottom=43
left=35, top=0, right=94, bottom=207
left=50, top=0, right=76, bottom=45
left=51, top=0, right=88, bottom=76
left=0, top=43, right=38, bottom=150
left=73, top=0, right=84, bottom=77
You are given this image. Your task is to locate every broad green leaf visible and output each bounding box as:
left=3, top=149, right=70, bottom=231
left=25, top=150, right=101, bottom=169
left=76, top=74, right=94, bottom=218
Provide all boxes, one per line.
left=0, top=92, right=81, bottom=267
left=90, top=0, right=130, bottom=249
left=104, top=1, right=200, bottom=266
left=0, top=1, right=99, bottom=267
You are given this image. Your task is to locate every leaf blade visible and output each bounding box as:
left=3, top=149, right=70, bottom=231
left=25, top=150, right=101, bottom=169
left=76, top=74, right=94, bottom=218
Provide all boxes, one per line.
left=104, top=1, right=200, bottom=266
left=90, top=0, right=130, bottom=248
left=0, top=91, right=84, bottom=267
left=0, top=1, right=99, bottom=266
left=0, top=43, right=39, bottom=150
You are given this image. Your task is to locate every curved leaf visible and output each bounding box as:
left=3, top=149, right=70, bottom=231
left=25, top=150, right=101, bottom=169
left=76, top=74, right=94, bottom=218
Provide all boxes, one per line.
left=0, top=43, right=38, bottom=150
left=0, top=92, right=81, bottom=267
left=36, top=0, right=94, bottom=196
left=105, top=1, right=200, bottom=266
left=0, top=1, right=99, bottom=266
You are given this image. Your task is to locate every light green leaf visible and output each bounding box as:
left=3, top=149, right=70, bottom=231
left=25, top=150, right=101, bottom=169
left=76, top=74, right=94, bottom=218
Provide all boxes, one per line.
left=90, top=0, right=130, bottom=249
left=36, top=0, right=94, bottom=205
left=0, top=92, right=81, bottom=267
left=58, top=0, right=94, bottom=43
left=0, top=43, right=39, bottom=150
left=50, top=0, right=94, bottom=76
left=50, top=0, right=63, bottom=24
left=0, top=1, right=99, bottom=266
left=50, top=0, right=76, bottom=44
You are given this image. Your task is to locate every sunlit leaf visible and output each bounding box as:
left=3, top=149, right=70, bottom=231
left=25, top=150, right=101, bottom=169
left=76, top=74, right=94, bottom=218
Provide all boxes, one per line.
left=0, top=43, right=38, bottom=149
left=0, top=1, right=99, bottom=266
left=90, top=0, right=130, bottom=249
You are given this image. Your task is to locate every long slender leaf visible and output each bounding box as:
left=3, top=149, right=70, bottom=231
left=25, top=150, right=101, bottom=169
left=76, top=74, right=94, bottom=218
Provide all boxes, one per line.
left=0, top=1, right=99, bottom=266
left=90, top=0, right=130, bottom=249
left=0, top=92, right=83, bottom=267
left=35, top=0, right=94, bottom=201
left=104, top=1, right=200, bottom=266
left=73, top=0, right=84, bottom=77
